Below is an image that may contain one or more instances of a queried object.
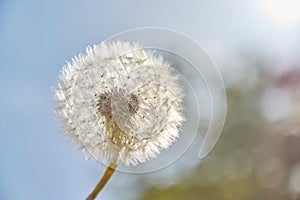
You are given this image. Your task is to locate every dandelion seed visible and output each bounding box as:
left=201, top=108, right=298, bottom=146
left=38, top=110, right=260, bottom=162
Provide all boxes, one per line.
left=54, top=41, right=184, bottom=199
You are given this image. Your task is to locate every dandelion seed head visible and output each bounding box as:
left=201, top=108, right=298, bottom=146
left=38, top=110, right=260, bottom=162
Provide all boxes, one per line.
left=54, top=41, right=185, bottom=166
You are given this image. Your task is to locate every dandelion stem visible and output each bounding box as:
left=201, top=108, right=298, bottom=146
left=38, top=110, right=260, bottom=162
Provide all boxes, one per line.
left=86, top=160, right=118, bottom=200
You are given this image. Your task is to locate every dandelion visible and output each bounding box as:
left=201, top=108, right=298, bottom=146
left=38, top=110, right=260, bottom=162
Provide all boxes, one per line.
left=54, top=41, right=184, bottom=199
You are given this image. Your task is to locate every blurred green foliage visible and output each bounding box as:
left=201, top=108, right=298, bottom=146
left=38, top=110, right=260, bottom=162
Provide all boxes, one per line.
left=140, top=57, right=300, bottom=200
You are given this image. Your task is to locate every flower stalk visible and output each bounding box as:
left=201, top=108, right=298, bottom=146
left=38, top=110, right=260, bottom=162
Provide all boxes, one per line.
left=86, top=160, right=118, bottom=200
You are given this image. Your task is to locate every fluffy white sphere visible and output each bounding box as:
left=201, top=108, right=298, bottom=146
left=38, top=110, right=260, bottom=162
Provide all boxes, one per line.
left=54, top=41, right=184, bottom=166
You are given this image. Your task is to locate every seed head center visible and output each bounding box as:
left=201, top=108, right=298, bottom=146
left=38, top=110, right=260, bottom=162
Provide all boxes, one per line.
left=97, top=89, right=139, bottom=119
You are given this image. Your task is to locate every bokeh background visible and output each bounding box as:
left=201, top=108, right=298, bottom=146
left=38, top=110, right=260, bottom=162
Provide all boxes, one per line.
left=1, top=0, right=300, bottom=199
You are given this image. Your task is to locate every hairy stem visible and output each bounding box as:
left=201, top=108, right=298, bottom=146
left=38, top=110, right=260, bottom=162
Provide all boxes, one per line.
left=86, top=160, right=118, bottom=200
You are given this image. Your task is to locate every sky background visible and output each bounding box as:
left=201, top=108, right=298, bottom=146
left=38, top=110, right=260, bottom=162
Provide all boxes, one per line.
left=0, top=0, right=299, bottom=200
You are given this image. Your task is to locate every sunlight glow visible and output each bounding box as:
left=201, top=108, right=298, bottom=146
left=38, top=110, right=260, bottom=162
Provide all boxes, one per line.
left=262, top=0, right=300, bottom=25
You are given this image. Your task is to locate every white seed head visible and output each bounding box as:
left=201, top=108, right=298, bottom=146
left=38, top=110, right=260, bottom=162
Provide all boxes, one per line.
left=54, top=41, right=185, bottom=166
